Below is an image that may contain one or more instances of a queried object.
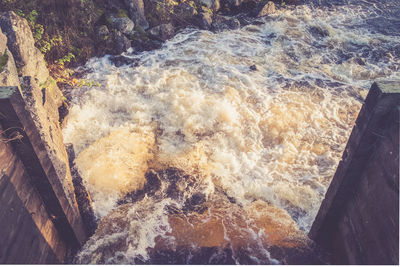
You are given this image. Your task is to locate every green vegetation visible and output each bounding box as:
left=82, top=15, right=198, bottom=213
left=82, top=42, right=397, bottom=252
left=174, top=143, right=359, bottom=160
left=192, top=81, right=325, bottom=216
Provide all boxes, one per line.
left=0, top=0, right=115, bottom=89
left=116, top=9, right=129, bottom=18
left=0, top=0, right=108, bottom=67
left=39, top=35, right=63, bottom=54
left=39, top=76, right=57, bottom=93
left=201, top=6, right=213, bottom=15
left=56, top=52, right=75, bottom=66
left=154, top=0, right=179, bottom=23
left=0, top=50, right=9, bottom=72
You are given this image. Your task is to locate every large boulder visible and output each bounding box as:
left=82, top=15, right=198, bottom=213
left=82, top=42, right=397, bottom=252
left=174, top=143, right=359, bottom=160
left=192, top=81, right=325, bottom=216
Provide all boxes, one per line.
left=148, top=23, right=175, bottom=41
left=257, top=1, right=276, bottom=17
left=113, top=31, right=132, bottom=54
left=0, top=11, right=64, bottom=107
left=175, top=2, right=199, bottom=23
left=110, top=16, right=135, bottom=35
left=96, top=25, right=110, bottom=41
left=124, top=0, right=149, bottom=30
left=212, top=15, right=240, bottom=31
left=0, top=12, right=49, bottom=85
left=199, top=12, right=213, bottom=30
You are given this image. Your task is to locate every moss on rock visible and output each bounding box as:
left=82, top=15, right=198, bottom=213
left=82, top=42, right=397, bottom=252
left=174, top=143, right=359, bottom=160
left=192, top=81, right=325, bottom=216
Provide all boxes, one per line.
left=0, top=49, right=8, bottom=72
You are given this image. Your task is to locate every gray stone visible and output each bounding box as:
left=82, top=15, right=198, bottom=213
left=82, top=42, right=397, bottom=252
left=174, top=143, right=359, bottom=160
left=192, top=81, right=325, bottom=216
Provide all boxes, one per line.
left=176, top=2, right=198, bottom=20
left=0, top=11, right=64, bottom=107
left=257, top=1, right=276, bottom=17
left=212, top=15, right=240, bottom=31
left=148, top=23, right=175, bottom=41
left=110, top=16, right=135, bottom=35
left=197, top=0, right=220, bottom=11
left=0, top=28, right=6, bottom=54
left=97, top=25, right=110, bottom=40
left=124, top=0, right=149, bottom=30
left=228, top=17, right=240, bottom=29
left=0, top=49, right=20, bottom=88
left=0, top=12, right=49, bottom=85
left=114, top=31, right=132, bottom=53
left=66, top=144, right=97, bottom=237
left=199, top=12, right=213, bottom=30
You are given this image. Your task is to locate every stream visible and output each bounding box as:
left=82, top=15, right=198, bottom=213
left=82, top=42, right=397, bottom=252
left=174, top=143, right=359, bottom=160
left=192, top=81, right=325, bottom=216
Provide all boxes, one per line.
left=63, top=0, right=400, bottom=264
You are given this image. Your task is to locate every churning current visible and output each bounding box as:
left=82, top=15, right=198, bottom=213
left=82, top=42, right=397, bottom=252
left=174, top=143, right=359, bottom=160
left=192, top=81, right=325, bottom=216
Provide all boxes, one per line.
left=63, top=0, right=400, bottom=264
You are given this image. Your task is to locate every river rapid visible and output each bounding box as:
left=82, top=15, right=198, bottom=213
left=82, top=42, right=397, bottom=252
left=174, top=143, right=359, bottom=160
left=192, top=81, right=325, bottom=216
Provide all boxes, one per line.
left=63, top=0, right=400, bottom=264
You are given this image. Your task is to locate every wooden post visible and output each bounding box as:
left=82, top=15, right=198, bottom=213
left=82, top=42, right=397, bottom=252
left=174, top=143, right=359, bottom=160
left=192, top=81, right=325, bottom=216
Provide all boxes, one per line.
left=309, top=81, right=400, bottom=264
left=0, top=86, right=86, bottom=262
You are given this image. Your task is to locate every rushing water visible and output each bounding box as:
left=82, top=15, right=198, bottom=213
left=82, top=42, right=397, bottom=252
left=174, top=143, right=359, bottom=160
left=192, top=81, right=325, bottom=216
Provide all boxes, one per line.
left=63, top=0, right=400, bottom=264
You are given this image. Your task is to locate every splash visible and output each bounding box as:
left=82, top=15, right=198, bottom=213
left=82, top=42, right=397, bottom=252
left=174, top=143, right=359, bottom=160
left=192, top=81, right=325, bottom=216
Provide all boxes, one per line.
left=64, top=0, right=400, bottom=264
left=75, top=128, right=155, bottom=216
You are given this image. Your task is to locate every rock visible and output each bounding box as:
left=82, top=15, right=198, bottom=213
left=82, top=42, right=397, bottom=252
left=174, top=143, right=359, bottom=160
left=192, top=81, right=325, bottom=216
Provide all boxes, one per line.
left=236, top=13, right=255, bottom=27
left=20, top=76, right=78, bottom=218
left=224, top=0, right=243, bottom=8
left=148, top=23, right=175, bottom=41
left=118, top=169, right=162, bottom=205
left=0, top=48, right=20, bottom=87
left=0, top=17, right=62, bottom=128
left=250, top=64, right=257, bottom=71
left=114, top=31, right=132, bottom=53
left=0, top=11, right=64, bottom=107
left=124, top=0, right=149, bottom=30
left=0, top=29, right=9, bottom=74
left=110, top=16, right=135, bottom=35
left=66, top=144, right=98, bottom=237
left=199, top=12, right=213, bottom=30
left=0, top=12, right=48, bottom=85
left=148, top=27, right=160, bottom=39
left=286, top=0, right=301, bottom=4
left=0, top=28, right=6, bottom=54
left=109, top=55, right=139, bottom=67
left=105, top=0, right=122, bottom=10
left=212, top=15, right=240, bottom=31
left=183, top=192, right=207, bottom=213
left=97, top=25, right=110, bottom=41
left=175, top=2, right=198, bottom=22
left=308, top=25, right=329, bottom=38
left=75, top=195, right=313, bottom=264
left=129, top=32, right=162, bottom=52
left=257, top=1, right=276, bottom=17
left=197, top=0, right=220, bottom=11
left=228, top=18, right=240, bottom=29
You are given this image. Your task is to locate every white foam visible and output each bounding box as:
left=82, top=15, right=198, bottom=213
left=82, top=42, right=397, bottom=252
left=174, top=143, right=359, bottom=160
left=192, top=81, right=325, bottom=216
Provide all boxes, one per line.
left=65, top=2, right=400, bottom=262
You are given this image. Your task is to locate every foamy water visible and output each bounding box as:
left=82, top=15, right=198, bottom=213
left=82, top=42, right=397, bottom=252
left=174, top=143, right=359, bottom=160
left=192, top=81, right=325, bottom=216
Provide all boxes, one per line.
left=63, top=1, right=400, bottom=264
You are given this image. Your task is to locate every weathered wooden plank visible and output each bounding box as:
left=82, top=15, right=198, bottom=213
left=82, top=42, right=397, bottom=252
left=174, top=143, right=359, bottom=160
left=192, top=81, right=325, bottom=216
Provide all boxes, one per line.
left=309, top=81, right=400, bottom=264
left=0, top=130, right=61, bottom=263
left=0, top=86, right=86, bottom=254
